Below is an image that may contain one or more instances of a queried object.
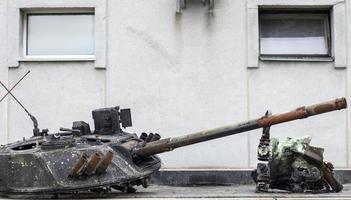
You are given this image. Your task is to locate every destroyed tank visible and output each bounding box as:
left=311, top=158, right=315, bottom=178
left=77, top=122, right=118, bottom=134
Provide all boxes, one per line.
left=0, top=97, right=346, bottom=195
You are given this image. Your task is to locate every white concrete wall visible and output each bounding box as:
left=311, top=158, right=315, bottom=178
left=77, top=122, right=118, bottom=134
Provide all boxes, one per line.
left=0, top=1, right=8, bottom=143
left=7, top=63, right=106, bottom=142
left=0, top=0, right=349, bottom=169
left=106, top=0, right=249, bottom=168
left=346, top=0, right=351, bottom=168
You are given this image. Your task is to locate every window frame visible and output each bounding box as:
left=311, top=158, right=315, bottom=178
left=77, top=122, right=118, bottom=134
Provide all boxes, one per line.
left=21, top=9, right=96, bottom=61
left=258, top=9, right=333, bottom=61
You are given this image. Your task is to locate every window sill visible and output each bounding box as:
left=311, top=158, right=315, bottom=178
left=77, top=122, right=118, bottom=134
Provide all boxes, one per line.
left=18, top=56, right=96, bottom=62
left=260, top=56, right=334, bottom=62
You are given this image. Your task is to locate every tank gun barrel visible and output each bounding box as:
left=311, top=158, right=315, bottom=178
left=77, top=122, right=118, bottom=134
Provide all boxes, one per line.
left=135, top=98, right=347, bottom=157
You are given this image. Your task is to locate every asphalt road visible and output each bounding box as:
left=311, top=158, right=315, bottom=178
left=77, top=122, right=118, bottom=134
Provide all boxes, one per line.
left=2, top=184, right=351, bottom=199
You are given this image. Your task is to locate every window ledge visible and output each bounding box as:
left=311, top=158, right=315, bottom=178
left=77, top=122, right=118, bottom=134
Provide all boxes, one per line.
left=260, top=55, right=334, bottom=62
left=18, top=56, right=96, bottom=62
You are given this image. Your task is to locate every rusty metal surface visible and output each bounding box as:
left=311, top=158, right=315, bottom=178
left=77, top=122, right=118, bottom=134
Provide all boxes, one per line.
left=322, top=162, right=343, bottom=192
left=69, top=153, right=88, bottom=178
left=82, top=152, right=103, bottom=176
left=136, top=98, right=347, bottom=157
left=96, top=150, right=115, bottom=175
left=257, top=98, right=346, bottom=127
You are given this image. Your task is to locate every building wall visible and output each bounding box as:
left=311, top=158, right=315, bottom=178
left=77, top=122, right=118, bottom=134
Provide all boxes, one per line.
left=0, top=0, right=8, bottom=144
left=0, top=0, right=349, bottom=169
left=106, top=0, right=249, bottom=168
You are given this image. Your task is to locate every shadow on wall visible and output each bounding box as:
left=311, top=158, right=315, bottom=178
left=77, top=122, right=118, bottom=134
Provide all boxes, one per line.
left=172, top=0, right=217, bottom=72
left=176, top=0, right=215, bottom=14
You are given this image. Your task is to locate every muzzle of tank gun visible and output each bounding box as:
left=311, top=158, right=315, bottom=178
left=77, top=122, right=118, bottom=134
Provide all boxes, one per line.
left=81, top=152, right=103, bottom=176
left=69, top=153, right=88, bottom=178
left=257, top=98, right=347, bottom=127
left=95, top=150, right=114, bottom=175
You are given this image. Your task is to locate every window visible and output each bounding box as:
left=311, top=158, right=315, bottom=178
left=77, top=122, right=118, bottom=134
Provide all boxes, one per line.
left=259, top=10, right=331, bottom=60
left=23, top=10, right=95, bottom=59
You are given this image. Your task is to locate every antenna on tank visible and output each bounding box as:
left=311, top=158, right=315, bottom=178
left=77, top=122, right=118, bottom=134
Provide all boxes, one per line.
left=0, top=70, right=30, bottom=102
left=0, top=71, right=41, bottom=136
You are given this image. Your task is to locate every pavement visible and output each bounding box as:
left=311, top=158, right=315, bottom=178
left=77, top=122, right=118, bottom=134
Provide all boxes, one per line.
left=2, top=184, right=351, bottom=199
